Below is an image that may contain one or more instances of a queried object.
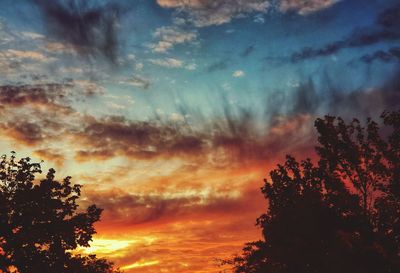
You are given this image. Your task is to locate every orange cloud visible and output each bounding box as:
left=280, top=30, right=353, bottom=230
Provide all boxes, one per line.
left=33, top=148, right=65, bottom=167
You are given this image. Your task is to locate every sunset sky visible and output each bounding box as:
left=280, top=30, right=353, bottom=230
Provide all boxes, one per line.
left=0, top=0, right=399, bottom=272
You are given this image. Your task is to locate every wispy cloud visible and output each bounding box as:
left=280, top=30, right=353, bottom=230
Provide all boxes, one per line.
left=157, top=0, right=270, bottom=27
left=359, top=47, right=400, bottom=64
left=33, top=148, right=65, bottom=167
left=233, top=70, right=245, bottom=77
left=149, top=57, right=183, bottom=68
left=119, top=75, right=150, bottom=89
left=279, top=0, right=340, bottom=15
left=149, top=57, right=196, bottom=71
left=33, top=0, right=128, bottom=63
left=149, top=26, right=197, bottom=53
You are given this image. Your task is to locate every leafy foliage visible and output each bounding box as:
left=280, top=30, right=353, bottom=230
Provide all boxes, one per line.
left=228, top=111, right=400, bottom=273
left=0, top=152, right=121, bottom=273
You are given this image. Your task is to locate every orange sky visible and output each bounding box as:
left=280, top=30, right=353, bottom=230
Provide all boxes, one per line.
left=0, top=89, right=317, bottom=272
left=0, top=107, right=317, bottom=272
left=79, top=163, right=272, bottom=273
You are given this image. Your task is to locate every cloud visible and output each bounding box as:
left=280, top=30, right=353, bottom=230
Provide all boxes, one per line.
left=149, top=26, right=197, bottom=53
left=0, top=48, right=57, bottom=80
left=33, top=148, right=65, bottom=167
left=0, top=83, right=97, bottom=147
left=70, top=92, right=321, bottom=166
left=279, top=0, right=340, bottom=15
left=2, top=70, right=399, bottom=166
left=377, top=3, right=400, bottom=29
left=0, top=83, right=72, bottom=108
left=45, top=42, right=77, bottom=55
left=156, top=0, right=340, bottom=27
left=291, top=3, right=400, bottom=62
left=291, top=29, right=400, bottom=63
left=119, top=75, right=150, bottom=89
left=0, top=81, right=103, bottom=108
left=253, top=14, right=265, bottom=24
left=83, top=183, right=264, bottom=273
left=149, top=58, right=183, bottom=68
left=82, top=176, right=264, bottom=227
left=327, top=72, right=400, bottom=117
left=157, top=0, right=270, bottom=27
left=20, top=31, right=45, bottom=40
left=33, top=0, right=124, bottom=63
left=73, top=115, right=206, bottom=162
left=0, top=116, right=65, bottom=147
left=148, top=58, right=195, bottom=71
left=0, top=121, right=46, bottom=146
left=185, top=63, right=197, bottom=70
left=233, top=70, right=245, bottom=77
left=264, top=71, right=400, bottom=121
left=359, top=47, right=400, bottom=64
left=241, top=45, right=255, bottom=58
left=4, top=49, right=52, bottom=62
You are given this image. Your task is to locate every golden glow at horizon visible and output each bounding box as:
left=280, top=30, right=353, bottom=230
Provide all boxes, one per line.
left=77, top=236, right=158, bottom=257
left=121, top=260, right=160, bottom=270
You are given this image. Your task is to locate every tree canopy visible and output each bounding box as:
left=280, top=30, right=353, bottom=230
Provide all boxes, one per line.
left=228, top=110, right=400, bottom=273
left=0, top=152, right=121, bottom=273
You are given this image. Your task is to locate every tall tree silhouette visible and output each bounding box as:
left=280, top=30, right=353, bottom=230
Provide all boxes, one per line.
left=227, top=111, right=400, bottom=273
left=0, top=152, right=121, bottom=273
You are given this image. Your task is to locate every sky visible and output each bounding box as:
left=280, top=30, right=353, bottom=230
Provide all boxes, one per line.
left=0, top=0, right=399, bottom=272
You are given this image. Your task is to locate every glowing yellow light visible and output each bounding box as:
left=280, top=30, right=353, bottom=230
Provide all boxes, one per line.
left=121, top=260, right=160, bottom=270
left=78, top=239, right=137, bottom=256
left=76, top=236, right=158, bottom=258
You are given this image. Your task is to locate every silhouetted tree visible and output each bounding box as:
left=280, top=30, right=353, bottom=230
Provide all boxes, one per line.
left=0, top=152, right=121, bottom=273
left=227, top=110, right=400, bottom=273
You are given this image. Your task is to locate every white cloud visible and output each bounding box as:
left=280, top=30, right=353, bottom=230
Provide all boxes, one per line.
left=149, top=26, right=197, bottom=53
left=157, top=0, right=270, bottom=27
left=106, top=101, right=127, bottom=110
left=149, top=58, right=197, bottom=71
left=170, top=113, right=185, bottom=122
left=127, top=54, right=136, bottom=61
left=185, top=63, right=197, bottom=70
left=20, top=32, right=45, bottom=40
left=279, top=0, right=340, bottom=15
left=149, top=58, right=183, bottom=68
left=135, top=62, right=144, bottom=71
left=1, top=49, right=55, bottom=63
left=233, top=70, right=245, bottom=78
left=253, top=14, right=265, bottom=24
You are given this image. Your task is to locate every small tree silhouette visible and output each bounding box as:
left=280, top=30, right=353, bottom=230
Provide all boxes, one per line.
left=227, top=110, right=400, bottom=273
left=0, top=152, right=121, bottom=273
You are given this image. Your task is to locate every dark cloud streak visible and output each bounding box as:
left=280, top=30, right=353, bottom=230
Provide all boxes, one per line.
left=290, top=3, right=400, bottom=63
left=83, top=186, right=260, bottom=226
left=359, top=47, right=400, bottom=64
left=0, top=83, right=71, bottom=107
left=241, top=45, right=255, bottom=58
left=34, top=0, right=126, bottom=63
